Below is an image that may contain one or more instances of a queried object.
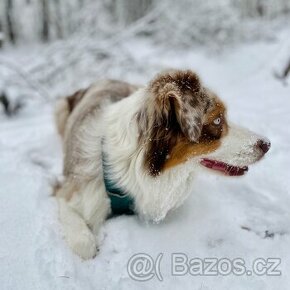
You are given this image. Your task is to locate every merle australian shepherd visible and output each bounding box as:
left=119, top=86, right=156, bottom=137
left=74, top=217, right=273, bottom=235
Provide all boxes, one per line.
left=54, top=69, right=270, bottom=259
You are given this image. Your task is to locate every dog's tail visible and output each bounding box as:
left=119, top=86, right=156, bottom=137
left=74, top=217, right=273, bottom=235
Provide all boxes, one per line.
left=55, top=88, right=87, bottom=138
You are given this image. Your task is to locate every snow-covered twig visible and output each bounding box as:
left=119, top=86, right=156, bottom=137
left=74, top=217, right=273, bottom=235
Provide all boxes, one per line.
left=0, top=58, right=51, bottom=101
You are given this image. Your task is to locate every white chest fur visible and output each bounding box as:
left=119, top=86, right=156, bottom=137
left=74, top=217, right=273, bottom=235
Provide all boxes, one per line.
left=103, top=89, right=196, bottom=222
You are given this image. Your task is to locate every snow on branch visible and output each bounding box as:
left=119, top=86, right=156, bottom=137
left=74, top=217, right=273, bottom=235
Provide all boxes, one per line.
left=0, top=0, right=289, bottom=114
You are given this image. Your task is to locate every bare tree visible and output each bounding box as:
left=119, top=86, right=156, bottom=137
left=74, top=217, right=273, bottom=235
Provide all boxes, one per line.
left=256, top=0, right=265, bottom=16
left=0, top=20, right=4, bottom=48
left=114, top=0, right=153, bottom=25
left=53, top=0, right=63, bottom=39
left=6, top=0, right=16, bottom=44
left=41, top=0, right=50, bottom=42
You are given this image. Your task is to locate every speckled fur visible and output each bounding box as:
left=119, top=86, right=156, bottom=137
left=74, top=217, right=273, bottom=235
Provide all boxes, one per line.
left=54, top=70, right=269, bottom=260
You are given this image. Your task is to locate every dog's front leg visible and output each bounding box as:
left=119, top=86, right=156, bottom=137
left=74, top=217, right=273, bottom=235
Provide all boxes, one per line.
left=58, top=198, right=98, bottom=259
left=56, top=178, right=111, bottom=259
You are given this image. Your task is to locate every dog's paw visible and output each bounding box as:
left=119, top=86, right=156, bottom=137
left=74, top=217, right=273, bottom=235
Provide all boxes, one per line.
left=67, top=230, right=98, bottom=260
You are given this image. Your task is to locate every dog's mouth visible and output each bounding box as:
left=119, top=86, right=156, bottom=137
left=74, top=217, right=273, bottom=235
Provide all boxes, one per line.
left=200, top=158, right=249, bottom=176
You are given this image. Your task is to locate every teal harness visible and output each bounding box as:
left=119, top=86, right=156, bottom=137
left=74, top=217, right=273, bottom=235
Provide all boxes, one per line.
left=102, top=149, right=135, bottom=216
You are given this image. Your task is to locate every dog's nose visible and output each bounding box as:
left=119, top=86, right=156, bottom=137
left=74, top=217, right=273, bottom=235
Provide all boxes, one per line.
left=257, top=139, right=271, bottom=154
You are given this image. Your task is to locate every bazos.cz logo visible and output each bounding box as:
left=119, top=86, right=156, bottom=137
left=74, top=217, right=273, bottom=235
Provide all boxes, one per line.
left=171, top=254, right=281, bottom=277
left=127, top=253, right=281, bottom=281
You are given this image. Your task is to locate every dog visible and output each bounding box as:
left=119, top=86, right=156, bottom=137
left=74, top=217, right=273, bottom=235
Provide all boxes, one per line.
left=54, top=69, right=270, bottom=259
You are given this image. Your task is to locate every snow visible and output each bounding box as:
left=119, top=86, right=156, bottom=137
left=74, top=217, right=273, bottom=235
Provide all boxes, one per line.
left=1, top=31, right=290, bottom=289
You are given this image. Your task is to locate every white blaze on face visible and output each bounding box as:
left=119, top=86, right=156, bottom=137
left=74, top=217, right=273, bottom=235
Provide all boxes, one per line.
left=205, top=123, right=269, bottom=167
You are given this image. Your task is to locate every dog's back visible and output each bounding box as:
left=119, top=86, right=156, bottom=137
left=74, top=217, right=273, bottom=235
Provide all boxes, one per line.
left=55, top=80, right=139, bottom=139
left=55, top=88, right=87, bottom=137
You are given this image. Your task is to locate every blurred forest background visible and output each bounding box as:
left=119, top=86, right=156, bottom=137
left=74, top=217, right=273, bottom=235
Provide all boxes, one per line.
left=0, top=0, right=290, bottom=115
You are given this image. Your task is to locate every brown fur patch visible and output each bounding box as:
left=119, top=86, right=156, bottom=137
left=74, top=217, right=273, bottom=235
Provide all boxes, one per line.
left=164, top=137, right=221, bottom=169
left=142, top=98, right=181, bottom=176
left=148, top=70, right=211, bottom=143
left=141, top=70, right=216, bottom=176
left=67, top=88, right=88, bottom=113
left=164, top=100, right=228, bottom=170
left=201, top=101, right=228, bottom=141
left=149, top=69, right=202, bottom=97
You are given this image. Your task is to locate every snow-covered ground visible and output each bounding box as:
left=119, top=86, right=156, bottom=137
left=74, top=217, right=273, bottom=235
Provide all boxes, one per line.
left=0, top=30, right=290, bottom=290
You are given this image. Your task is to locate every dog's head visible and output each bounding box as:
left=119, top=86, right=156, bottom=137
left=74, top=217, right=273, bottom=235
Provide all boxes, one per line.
left=138, top=69, right=270, bottom=177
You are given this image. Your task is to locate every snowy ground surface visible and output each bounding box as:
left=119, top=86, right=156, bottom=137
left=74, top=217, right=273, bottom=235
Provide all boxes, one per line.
left=1, top=30, right=290, bottom=290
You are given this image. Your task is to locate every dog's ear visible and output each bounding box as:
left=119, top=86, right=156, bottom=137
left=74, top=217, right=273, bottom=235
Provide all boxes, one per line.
left=149, top=70, right=209, bottom=142
left=142, top=70, right=210, bottom=176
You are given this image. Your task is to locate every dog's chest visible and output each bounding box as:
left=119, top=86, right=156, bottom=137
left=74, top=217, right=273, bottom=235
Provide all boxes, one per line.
left=133, top=173, right=194, bottom=222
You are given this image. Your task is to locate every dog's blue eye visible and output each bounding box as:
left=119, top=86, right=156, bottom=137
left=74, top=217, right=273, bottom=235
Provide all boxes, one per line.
left=213, top=117, right=221, bottom=125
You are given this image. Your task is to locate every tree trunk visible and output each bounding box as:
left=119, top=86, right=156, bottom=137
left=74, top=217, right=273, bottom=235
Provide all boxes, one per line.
left=0, top=20, right=3, bottom=48
left=114, top=0, right=153, bottom=25
left=256, top=0, right=264, bottom=16
left=41, top=0, right=49, bottom=42
left=6, top=0, right=16, bottom=44
left=54, top=0, right=63, bottom=39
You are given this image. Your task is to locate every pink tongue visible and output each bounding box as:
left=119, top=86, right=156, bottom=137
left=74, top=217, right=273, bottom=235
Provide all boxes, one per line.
left=200, top=159, right=227, bottom=170
left=200, top=158, right=248, bottom=176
